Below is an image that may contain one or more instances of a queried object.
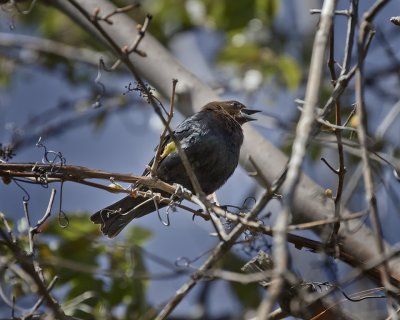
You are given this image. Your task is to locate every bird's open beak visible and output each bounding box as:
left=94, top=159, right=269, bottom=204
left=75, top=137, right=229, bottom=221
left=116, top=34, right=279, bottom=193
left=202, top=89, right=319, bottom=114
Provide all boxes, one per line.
left=241, top=108, right=261, bottom=122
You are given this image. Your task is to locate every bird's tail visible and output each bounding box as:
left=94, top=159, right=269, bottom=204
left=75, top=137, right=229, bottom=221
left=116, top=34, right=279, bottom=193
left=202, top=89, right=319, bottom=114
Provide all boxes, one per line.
left=90, top=194, right=166, bottom=238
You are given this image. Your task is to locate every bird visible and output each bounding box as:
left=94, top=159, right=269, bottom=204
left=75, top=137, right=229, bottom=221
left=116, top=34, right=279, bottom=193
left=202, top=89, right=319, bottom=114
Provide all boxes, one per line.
left=90, top=100, right=260, bottom=238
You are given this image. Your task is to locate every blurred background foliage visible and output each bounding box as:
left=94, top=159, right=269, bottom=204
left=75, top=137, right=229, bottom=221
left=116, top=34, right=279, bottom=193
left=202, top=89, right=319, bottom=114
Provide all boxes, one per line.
left=1, top=215, right=154, bottom=319
left=0, top=0, right=302, bottom=91
left=1, top=214, right=262, bottom=319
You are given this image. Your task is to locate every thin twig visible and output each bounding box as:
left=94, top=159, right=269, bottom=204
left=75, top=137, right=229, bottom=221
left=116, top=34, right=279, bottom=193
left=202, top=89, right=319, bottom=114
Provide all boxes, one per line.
left=0, top=32, right=109, bottom=66
left=24, top=276, right=59, bottom=319
left=259, top=1, right=336, bottom=318
left=95, top=3, right=140, bottom=25
left=354, top=1, right=399, bottom=318
left=127, top=14, right=152, bottom=57
left=325, top=0, right=354, bottom=250
left=0, top=228, right=66, bottom=318
left=317, top=28, right=375, bottom=130
left=310, top=9, right=349, bottom=16
left=390, top=16, right=400, bottom=26
left=150, top=79, right=178, bottom=177
left=29, top=188, right=57, bottom=253
left=0, top=213, right=16, bottom=243
left=316, top=117, right=358, bottom=132
left=304, top=248, right=400, bottom=317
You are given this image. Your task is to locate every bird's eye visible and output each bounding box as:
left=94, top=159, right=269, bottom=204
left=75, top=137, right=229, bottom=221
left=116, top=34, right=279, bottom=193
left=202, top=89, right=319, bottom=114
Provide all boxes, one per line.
left=232, top=101, right=241, bottom=109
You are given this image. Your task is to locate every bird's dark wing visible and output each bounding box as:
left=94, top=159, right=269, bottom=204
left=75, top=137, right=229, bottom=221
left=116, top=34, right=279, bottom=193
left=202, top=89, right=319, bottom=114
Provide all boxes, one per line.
left=139, top=118, right=197, bottom=179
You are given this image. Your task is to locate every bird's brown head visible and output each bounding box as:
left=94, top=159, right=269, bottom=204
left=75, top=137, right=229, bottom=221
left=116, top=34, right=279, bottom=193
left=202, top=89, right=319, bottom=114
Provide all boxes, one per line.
left=202, top=100, right=260, bottom=125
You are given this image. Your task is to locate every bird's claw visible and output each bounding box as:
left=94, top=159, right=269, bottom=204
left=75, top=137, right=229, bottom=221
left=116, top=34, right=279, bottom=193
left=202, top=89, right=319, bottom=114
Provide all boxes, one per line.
left=172, top=184, right=192, bottom=198
left=167, top=184, right=189, bottom=212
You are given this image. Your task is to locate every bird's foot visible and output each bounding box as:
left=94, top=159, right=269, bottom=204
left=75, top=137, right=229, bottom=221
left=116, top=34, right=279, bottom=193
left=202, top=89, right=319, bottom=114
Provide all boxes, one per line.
left=172, top=183, right=192, bottom=198
left=166, top=184, right=190, bottom=214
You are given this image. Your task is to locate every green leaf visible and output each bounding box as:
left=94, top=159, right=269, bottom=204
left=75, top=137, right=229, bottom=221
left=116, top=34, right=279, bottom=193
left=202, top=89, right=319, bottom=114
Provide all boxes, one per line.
left=277, top=55, right=302, bottom=90
left=125, top=225, right=153, bottom=246
left=222, top=252, right=262, bottom=309
left=0, top=58, right=13, bottom=87
left=93, top=111, right=107, bottom=131
left=105, top=244, right=149, bottom=316
left=45, top=213, right=100, bottom=241
left=309, top=143, right=323, bottom=162
left=207, top=0, right=256, bottom=30
left=220, top=42, right=302, bottom=90
left=255, top=0, right=280, bottom=24
left=149, top=0, right=192, bottom=35
left=220, top=42, right=268, bottom=64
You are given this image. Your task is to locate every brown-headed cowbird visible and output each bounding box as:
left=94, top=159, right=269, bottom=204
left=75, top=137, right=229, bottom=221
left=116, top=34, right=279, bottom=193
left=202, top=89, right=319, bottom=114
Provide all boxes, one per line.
left=91, top=100, right=260, bottom=238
